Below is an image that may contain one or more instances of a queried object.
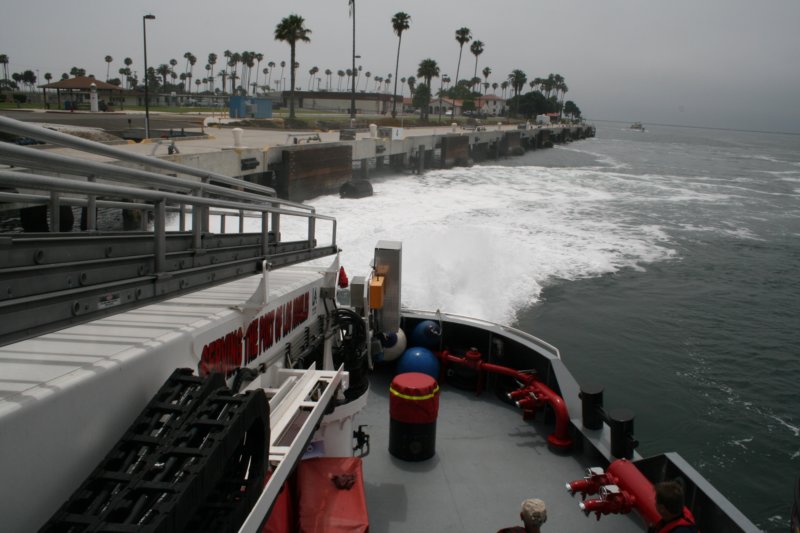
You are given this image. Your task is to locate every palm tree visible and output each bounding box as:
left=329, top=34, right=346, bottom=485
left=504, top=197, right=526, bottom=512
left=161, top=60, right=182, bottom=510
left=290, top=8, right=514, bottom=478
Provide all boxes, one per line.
left=208, top=53, right=217, bottom=91
left=104, top=55, right=113, bottom=81
left=307, top=66, right=319, bottom=90
left=558, top=82, right=568, bottom=117
left=470, top=40, right=484, bottom=90
left=417, top=59, right=439, bottom=87
left=482, top=67, right=492, bottom=94
left=0, top=54, right=9, bottom=81
left=324, top=68, right=332, bottom=90
left=187, top=54, right=197, bottom=92
left=157, top=64, right=170, bottom=87
left=337, top=69, right=345, bottom=91
left=44, top=72, right=52, bottom=84
left=363, top=71, right=371, bottom=91
left=267, top=61, right=276, bottom=89
left=183, top=51, right=193, bottom=79
left=255, top=53, right=264, bottom=88
left=274, top=14, right=311, bottom=119
left=508, top=69, right=527, bottom=116
left=407, top=76, right=416, bottom=97
left=454, top=27, right=471, bottom=85
left=279, top=60, right=286, bottom=90
left=218, top=70, right=227, bottom=93
left=390, top=11, right=411, bottom=118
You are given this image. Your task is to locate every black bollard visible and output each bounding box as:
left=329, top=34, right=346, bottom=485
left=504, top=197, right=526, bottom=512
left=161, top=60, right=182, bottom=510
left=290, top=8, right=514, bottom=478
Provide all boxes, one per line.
left=579, top=383, right=605, bottom=430
left=608, top=408, right=636, bottom=459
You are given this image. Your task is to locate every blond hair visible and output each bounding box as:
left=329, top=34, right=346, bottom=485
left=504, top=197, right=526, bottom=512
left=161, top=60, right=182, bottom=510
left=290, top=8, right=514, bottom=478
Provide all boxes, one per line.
left=521, top=498, right=547, bottom=528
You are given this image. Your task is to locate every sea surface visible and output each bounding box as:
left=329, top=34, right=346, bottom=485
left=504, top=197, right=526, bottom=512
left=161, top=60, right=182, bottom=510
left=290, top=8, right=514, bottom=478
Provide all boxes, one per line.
left=280, top=121, right=800, bottom=532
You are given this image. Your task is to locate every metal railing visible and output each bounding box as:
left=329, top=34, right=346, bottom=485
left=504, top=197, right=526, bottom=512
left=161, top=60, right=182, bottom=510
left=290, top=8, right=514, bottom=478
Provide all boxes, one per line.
left=0, top=115, right=338, bottom=345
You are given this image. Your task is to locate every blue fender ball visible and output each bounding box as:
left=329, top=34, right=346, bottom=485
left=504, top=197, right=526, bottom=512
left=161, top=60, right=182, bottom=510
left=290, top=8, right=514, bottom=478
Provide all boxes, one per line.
left=397, top=347, right=440, bottom=379
left=409, top=320, right=441, bottom=349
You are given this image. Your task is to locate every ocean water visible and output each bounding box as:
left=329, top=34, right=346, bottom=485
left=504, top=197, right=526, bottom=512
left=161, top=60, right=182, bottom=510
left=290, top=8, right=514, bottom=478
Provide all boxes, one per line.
left=279, top=122, right=800, bottom=532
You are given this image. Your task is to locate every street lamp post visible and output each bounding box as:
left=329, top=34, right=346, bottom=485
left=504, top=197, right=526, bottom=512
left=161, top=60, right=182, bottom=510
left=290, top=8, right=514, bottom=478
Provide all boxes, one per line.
left=438, top=74, right=448, bottom=123
left=142, top=14, right=155, bottom=139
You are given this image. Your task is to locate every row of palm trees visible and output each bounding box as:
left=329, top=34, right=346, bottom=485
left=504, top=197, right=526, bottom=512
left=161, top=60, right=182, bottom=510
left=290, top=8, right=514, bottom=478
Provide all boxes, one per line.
left=2, top=7, right=576, bottom=121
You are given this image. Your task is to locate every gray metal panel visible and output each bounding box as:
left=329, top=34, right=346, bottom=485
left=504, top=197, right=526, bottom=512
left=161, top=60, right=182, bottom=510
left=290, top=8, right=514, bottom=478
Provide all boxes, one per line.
left=374, top=241, right=401, bottom=332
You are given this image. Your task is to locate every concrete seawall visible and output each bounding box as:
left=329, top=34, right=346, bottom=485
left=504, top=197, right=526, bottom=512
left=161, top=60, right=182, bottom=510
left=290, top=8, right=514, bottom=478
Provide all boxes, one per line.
left=265, top=123, right=595, bottom=201
left=37, top=122, right=594, bottom=204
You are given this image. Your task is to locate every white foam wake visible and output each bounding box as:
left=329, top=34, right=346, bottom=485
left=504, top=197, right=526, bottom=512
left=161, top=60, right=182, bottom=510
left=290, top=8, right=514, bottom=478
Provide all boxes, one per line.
left=291, top=164, right=677, bottom=324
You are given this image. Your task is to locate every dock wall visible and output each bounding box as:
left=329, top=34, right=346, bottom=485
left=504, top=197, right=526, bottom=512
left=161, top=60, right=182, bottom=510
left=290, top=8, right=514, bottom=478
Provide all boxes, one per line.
left=162, top=124, right=595, bottom=202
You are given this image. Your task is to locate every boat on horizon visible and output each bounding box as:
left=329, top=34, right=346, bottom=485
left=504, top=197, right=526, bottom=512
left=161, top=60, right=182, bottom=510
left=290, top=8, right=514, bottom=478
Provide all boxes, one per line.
left=630, top=122, right=646, bottom=131
left=0, top=115, right=766, bottom=532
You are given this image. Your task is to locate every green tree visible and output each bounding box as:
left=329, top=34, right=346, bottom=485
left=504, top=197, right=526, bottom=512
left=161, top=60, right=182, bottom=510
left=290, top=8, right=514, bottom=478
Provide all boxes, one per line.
left=268, top=61, right=276, bottom=89
left=390, top=12, right=411, bottom=117
left=0, top=54, right=9, bottom=82
left=508, top=69, right=527, bottom=116
left=255, top=53, right=264, bottom=89
left=482, top=66, right=491, bottom=93
left=407, top=76, right=416, bottom=97
left=412, top=81, right=431, bottom=120
left=308, top=65, right=319, bottom=90
left=104, top=55, right=113, bottom=81
left=454, top=27, right=471, bottom=86
left=470, top=40, right=484, bottom=90
left=207, top=53, right=217, bottom=91
left=417, top=58, right=439, bottom=87
left=157, top=63, right=170, bottom=87
left=274, top=14, right=312, bottom=119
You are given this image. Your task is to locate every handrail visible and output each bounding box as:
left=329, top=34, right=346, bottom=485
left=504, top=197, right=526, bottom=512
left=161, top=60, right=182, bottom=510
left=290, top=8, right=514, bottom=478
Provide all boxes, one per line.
left=0, top=116, right=338, bottom=343
left=0, top=115, right=317, bottom=215
left=0, top=115, right=336, bottom=258
left=0, top=142, right=278, bottom=207
left=0, top=115, right=278, bottom=198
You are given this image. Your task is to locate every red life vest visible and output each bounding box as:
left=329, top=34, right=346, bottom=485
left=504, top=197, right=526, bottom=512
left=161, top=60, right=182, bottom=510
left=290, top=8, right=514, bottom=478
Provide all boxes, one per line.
left=655, top=507, right=698, bottom=533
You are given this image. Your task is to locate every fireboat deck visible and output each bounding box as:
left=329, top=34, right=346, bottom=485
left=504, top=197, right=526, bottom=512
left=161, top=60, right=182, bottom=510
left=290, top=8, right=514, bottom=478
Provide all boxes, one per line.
left=358, top=368, right=644, bottom=533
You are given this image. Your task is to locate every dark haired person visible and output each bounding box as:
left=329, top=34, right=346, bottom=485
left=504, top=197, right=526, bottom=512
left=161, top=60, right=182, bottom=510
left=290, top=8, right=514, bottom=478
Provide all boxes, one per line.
left=651, top=480, right=698, bottom=533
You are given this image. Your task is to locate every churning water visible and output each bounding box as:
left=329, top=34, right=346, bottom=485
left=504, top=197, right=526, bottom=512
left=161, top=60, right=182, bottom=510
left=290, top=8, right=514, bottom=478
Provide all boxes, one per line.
left=285, top=122, right=799, bottom=531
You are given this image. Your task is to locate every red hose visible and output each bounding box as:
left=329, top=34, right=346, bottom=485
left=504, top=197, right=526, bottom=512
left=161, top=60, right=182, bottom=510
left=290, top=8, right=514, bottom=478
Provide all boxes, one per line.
left=437, top=350, right=572, bottom=451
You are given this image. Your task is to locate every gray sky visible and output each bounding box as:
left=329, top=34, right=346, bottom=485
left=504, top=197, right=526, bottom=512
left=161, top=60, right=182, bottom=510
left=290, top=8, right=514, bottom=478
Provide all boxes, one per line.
left=3, top=0, right=799, bottom=132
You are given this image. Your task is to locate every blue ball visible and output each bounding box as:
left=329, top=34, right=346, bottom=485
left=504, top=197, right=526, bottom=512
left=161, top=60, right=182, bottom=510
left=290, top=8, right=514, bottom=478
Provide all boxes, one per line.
left=397, top=347, right=440, bottom=379
left=409, top=320, right=441, bottom=349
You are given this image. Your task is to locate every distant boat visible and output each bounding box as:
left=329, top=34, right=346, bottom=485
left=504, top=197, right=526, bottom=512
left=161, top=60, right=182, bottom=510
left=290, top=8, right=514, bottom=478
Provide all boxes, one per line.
left=630, top=122, right=646, bottom=131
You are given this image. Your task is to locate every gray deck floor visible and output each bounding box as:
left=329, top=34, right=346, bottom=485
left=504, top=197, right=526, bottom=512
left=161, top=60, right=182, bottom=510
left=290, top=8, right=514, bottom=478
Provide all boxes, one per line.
left=356, top=369, right=646, bottom=533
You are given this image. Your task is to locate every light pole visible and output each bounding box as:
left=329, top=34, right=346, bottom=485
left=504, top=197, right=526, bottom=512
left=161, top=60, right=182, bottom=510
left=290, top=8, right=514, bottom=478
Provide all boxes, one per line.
left=350, top=0, right=356, bottom=119
left=438, top=74, right=448, bottom=123
left=142, top=13, right=155, bottom=138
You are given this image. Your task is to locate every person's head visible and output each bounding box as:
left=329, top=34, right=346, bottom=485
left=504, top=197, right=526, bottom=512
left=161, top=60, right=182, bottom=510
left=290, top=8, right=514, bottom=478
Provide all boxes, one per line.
left=655, top=480, right=685, bottom=519
left=520, top=498, right=547, bottom=532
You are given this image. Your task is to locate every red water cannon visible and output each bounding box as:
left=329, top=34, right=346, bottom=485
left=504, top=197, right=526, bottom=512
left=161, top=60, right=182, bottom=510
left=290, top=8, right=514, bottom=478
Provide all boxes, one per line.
left=436, top=348, right=572, bottom=451
left=565, top=459, right=661, bottom=526
left=565, top=467, right=609, bottom=498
